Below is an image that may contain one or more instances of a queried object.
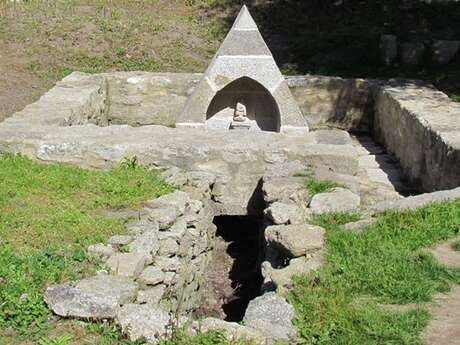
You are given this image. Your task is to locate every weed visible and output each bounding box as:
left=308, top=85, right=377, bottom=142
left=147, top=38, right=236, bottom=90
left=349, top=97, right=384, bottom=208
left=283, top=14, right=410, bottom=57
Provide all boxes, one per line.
left=296, top=170, right=343, bottom=196
left=38, top=335, right=73, bottom=345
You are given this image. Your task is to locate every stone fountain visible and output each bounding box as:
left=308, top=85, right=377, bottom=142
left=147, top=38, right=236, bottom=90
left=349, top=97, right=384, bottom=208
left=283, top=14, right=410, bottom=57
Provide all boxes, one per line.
left=176, top=5, right=309, bottom=135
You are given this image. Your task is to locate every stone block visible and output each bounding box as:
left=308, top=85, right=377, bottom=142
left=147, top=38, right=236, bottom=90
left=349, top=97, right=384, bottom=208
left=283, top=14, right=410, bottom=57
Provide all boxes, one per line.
left=106, top=253, right=148, bottom=278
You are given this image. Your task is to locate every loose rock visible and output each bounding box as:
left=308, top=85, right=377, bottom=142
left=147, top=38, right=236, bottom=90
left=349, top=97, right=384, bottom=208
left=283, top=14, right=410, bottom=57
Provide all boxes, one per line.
left=264, top=202, right=306, bottom=225
left=44, top=275, right=137, bottom=319
left=309, top=187, right=360, bottom=214
left=265, top=224, right=325, bottom=257
left=116, top=304, right=171, bottom=343
left=243, top=292, right=297, bottom=341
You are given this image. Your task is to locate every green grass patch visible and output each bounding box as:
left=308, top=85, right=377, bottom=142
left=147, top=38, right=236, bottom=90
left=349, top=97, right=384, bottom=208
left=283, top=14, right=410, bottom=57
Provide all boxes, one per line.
left=290, top=201, right=460, bottom=344
left=296, top=170, right=343, bottom=196
left=304, top=178, right=342, bottom=197
left=0, top=153, right=172, bottom=340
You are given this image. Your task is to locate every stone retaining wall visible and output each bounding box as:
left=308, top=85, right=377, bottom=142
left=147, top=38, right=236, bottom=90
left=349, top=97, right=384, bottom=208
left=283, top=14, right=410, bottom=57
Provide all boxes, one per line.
left=12, top=71, right=371, bottom=131
left=373, top=82, right=460, bottom=191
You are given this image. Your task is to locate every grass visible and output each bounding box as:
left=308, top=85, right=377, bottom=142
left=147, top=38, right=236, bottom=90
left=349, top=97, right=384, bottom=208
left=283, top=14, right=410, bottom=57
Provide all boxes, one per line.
left=0, top=153, right=173, bottom=343
left=296, top=170, right=343, bottom=197
left=304, top=178, right=343, bottom=197
left=289, top=201, right=460, bottom=345
left=0, top=154, right=460, bottom=344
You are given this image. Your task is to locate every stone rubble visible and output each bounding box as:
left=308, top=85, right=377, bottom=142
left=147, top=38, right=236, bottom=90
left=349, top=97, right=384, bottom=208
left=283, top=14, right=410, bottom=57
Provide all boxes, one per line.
left=265, top=224, right=325, bottom=258
left=44, top=175, right=216, bottom=344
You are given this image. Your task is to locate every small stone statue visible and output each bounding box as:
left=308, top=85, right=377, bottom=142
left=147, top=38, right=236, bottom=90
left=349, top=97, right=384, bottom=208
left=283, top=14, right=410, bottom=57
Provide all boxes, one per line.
left=233, top=102, right=247, bottom=122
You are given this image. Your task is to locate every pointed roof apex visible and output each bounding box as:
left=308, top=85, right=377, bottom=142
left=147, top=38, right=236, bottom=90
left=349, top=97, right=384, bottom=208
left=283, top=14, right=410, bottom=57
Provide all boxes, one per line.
left=232, top=5, right=258, bottom=31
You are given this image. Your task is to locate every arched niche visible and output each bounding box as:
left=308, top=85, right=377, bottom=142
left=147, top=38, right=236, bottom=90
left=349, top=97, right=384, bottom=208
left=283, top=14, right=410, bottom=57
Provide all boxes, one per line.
left=206, top=77, right=280, bottom=132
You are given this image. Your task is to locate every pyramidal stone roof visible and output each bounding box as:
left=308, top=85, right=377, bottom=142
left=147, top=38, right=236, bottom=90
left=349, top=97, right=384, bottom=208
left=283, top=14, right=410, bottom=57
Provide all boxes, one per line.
left=176, top=5, right=308, bottom=134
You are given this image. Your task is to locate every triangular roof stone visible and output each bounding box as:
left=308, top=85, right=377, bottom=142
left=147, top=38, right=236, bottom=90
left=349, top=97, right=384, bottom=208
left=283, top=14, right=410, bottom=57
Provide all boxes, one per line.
left=176, top=5, right=308, bottom=134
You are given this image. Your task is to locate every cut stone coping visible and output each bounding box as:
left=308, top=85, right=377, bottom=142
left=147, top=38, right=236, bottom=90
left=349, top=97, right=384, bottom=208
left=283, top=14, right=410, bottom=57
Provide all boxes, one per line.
left=374, top=82, right=460, bottom=191
left=368, top=187, right=460, bottom=214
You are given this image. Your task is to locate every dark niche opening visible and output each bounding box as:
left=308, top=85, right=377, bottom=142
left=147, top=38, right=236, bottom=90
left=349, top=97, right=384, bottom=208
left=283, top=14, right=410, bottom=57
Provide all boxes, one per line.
left=206, top=77, right=281, bottom=132
left=197, top=215, right=264, bottom=322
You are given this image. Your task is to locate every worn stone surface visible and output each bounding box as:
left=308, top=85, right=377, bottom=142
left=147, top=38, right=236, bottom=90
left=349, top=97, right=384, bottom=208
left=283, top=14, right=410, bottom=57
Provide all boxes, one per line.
left=312, top=129, right=353, bottom=145
left=106, top=72, right=201, bottom=127
left=147, top=191, right=190, bottom=215
left=136, top=285, right=166, bottom=305
left=106, top=253, right=148, bottom=277
left=87, top=243, right=114, bottom=258
left=116, top=304, right=171, bottom=343
left=262, top=252, right=324, bottom=294
left=196, top=318, right=266, bottom=344
left=109, top=235, right=133, bottom=246
left=147, top=207, right=178, bottom=230
left=44, top=275, right=137, bottom=319
left=243, top=292, right=297, bottom=341
left=264, top=202, right=306, bottom=225
left=138, top=266, right=165, bottom=286
left=309, top=188, right=361, bottom=214
left=265, top=224, right=325, bottom=257
left=287, top=75, right=375, bottom=131
left=262, top=176, right=310, bottom=204
left=128, top=230, right=160, bottom=258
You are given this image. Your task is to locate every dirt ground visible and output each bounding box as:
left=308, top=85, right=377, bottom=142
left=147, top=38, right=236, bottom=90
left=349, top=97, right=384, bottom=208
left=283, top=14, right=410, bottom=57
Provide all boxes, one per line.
left=0, top=42, right=46, bottom=122
left=197, top=216, right=264, bottom=322
left=423, top=237, right=460, bottom=345
left=0, top=0, right=225, bottom=122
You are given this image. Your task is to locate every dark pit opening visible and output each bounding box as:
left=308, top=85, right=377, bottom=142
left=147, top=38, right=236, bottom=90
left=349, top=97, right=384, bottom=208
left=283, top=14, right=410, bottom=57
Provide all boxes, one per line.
left=197, top=215, right=264, bottom=322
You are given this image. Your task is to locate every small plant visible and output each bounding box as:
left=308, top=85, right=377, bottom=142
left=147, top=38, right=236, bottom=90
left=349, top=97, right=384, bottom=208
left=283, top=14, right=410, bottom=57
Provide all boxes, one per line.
left=72, top=246, right=86, bottom=262
left=452, top=240, right=460, bottom=252
left=38, top=335, right=73, bottom=345
left=121, top=156, right=139, bottom=170
left=296, top=169, right=343, bottom=196
left=305, top=178, right=342, bottom=196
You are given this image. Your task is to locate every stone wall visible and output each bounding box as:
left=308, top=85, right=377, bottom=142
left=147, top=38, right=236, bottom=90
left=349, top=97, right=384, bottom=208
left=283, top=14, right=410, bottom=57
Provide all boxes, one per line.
left=98, top=72, right=375, bottom=131
left=1, top=71, right=375, bottom=131
left=104, top=72, right=201, bottom=127
left=286, top=76, right=376, bottom=132
left=373, top=81, right=460, bottom=191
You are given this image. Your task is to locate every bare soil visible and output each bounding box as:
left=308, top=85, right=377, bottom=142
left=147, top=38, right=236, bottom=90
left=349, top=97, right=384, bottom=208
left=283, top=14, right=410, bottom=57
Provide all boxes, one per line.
left=196, top=216, right=264, bottom=322
left=0, top=42, right=46, bottom=122
left=0, top=1, right=224, bottom=122
left=423, top=237, right=460, bottom=345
